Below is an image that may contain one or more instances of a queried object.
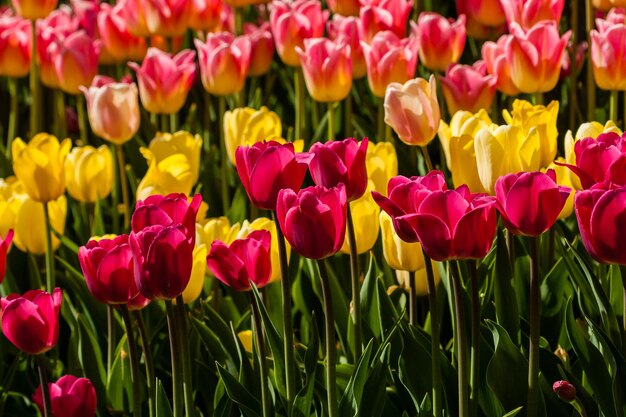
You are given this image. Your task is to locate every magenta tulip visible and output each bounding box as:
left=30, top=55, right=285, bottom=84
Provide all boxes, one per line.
left=33, top=375, right=97, bottom=417
left=131, top=193, right=202, bottom=243
left=563, top=132, right=626, bottom=189
left=0, top=230, right=13, bottom=284
left=276, top=185, right=347, bottom=259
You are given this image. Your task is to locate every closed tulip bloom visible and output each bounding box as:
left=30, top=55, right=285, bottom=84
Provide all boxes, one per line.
left=11, top=0, right=57, bottom=19
left=132, top=193, right=202, bottom=243
left=366, top=141, right=398, bottom=195
left=563, top=132, right=626, bottom=189
left=189, top=0, right=222, bottom=32
left=297, top=38, right=352, bottom=102
left=545, top=159, right=575, bottom=219
left=0, top=230, right=12, bottom=284
left=128, top=48, right=196, bottom=115
left=119, top=0, right=149, bottom=37
left=482, top=35, right=520, bottom=96
left=180, top=244, right=208, bottom=303
left=0, top=288, right=62, bottom=354
left=54, top=30, right=100, bottom=95
left=590, top=23, right=626, bottom=91
left=147, top=131, right=202, bottom=185
left=136, top=150, right=194, bottom=200
left=359, top=0, right=412, bottom=42
left=270, top=0, right=328, bottom=66
left=12, top=134, right=72, bottom=203
left=195, top=33, right=251, bottom=96
left=440, top=61, right=497, bottom=115
left=33, top=375, right=97, bottom=417
left=500, top=0, right=564, bottom=29
left=224, top=107, right=282, bottom=164
left=506, top=21, right=570, bottom=94
left=340, top=190, right=380, bottom=254
left=384, top=76, right=441, bottom=146
left=97, top=3, right=147, bottom=64
left=415, top=12, right=466, bottom=72
left=65, top=145, right=114, bottom=202
left=36, top=7, right=79, bottom=89
left=207, top=230, right=272, bottom=291
left=0, top=15, right=31, bottom=77
left=80, top=78, right=140, bottom=145
left=244, top=23, right=274, bottom=77
left=309, top=137, right=368, bottom=201
left=143, top=0, right=190, bottom=37
left=78, top=235, right=139, bottom=304
left=328, top=15, right=366, bottom=79
left=495, top=170, right=570, bottom=236
left=277, top=185, right=347, bottom=259
left=361, top=31, right=419, bottom=97
left=236, top=218, right=290, bottom=284
left=327, top=0, right=360, bottom=16
left=456, top=0, right=505, bottom=26
left=235, top=141, right=311, bottom=210
left=196, top=216, right=241, bottom=253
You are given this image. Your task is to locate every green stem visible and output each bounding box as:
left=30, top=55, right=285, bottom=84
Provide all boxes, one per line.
left=160, top=114, right=169, bottom=133
left=116, top=145, right=130, bottom=231
left=505, top=229, right=515, bottom=273
left=249, top=293, right=271, bottom=417
left=527, top=236, right=541, bottom=417
left=77, top=94, right=89, bottom=145
left=532, top=92, right=544, bottom=106
left=317, top=259, right=338, bottom=417
left=170, top=112, right=179, bottom=132
left=135, top=311, right=156, bottom=417
left=407, top=270, right=416, bottom=327
left=327, top=102, right=335, bottom=141
left=0, top=352, right=22, bottom=417
left=55, top=90, right=67, bottom=139
left=421, top=146, right=434, bottom=172
left=271, top=213, right=296, bottom=412
left=165, top=300, right=183, bottom=417
left=468, top=260, right=480, bottom=417
left=344, top=92, right=353, bottom=137
left=218, top=96, right=229, bottom=215
left=107, top=306, right=116, bottom=376
left=346, top=203, right=362, bottom=360
left=377, top=99, right=385, bottom=141
left=43, top=202, right=55, bottom=292
left=294, top=68, right=304, bottom=140
left=610, top=90, right=619, bottom=123
left=36, top=355, right=52, bottom=417
left=586, top=0, right=596, bottom=121
left=120, top=305, right=142, bottom=417
left=7, top=78, right=18, bottom=159
left=573, top=397, right=588, bottom=417
left=110, top=144, right=120, bottom=233
left=450, top=262, right=469, bottom=417
left=175, top=296, right=196, bottom=417
left=29, top=19, right=40, bottom=136
left=424, top=251, right=442, bottom=417
left=234, top=7, right=243, bottom=35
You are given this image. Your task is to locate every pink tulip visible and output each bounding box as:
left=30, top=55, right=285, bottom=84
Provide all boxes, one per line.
left=120, top=0, right=150, bottom=37
left=591, top=22, right=626, bottom=91
left=0, top=230, right=13, bottom=284
left=206, top=230, right=272, bottom=291
left=244, top=22, right=274, bottom=77
left=455, top=0, right=506, bottom=27
left=143, top=0, right=191, bottom=37
left=97, top=3, right=147, bottom=65
left=270, top=0, right=328, bottom=66
left=296, top=38, right=352, bottom=102
left=361, top=30, right=419, bottom=97
left=195, top=32, right=251, bottom=96
left=440, top=61, right=497, bottom=115
left=36, top=6, right=79, bottom=89
left=500, top=0, right=564, bottom=29
left=327, top=0, right=360, bottom=16
left=482, top=34, right=521, bottom=95
left=33, top=375, right=97, bottom=417
left=495, top=170, right=570, bottom=236
left=358, top=0, right=412, bottom=42
left=71, top=0, right=100, bottom=37
left=0, top=14, right=31, bottom=78
left=54, top=30, right=100, bottom=95
left=189, top=0, right=223, bottom=32
left=277, top=185, right=347, bottom=259
left=327, top=15, right=367, bottom=79
left=506, top=21, right=570, bottom=94
left=414, top=12, right=466, bottom=72
left=128, top=47, right=196, bottom=114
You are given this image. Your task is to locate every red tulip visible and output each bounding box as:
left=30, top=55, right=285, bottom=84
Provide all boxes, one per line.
left=552, top=380, right=577, bottom=403
left=0, top=288, right=62, bottom=355
left=206, top=229, right=272, bottom=291
left=440, top=61, right=497, bottom=115
left=414, top=12, right=466, bottom=72
left=0, top=230, right=13, bottom=284
left=235, top=141, right=312, bottom=211
left=495, top=170, right=570, bottom=236
left=372, top=170, right=447, bottom=242
left=327, top=15, right=367, bottom=79
left=33, top=375, right=97, bottom=417
left=276, top=185, right=347, bottom=259
left=563, top=132, right=626, bottom=189
left=358, top=0, right=412, bottom=42
left=78, top=235, right=139, bottom=305
left=244, top=23, right=274, bottom=77
left=309, top=137, right=369, bottom=201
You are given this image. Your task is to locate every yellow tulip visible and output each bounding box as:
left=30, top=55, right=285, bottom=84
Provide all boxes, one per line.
left=0, top=178, right=18, bottom=238
left=474, top=124, right=542, bottom=194
left=395, top=268, right=440, bottom=297
left=12, top=133, right=72, bottom=202
left=180, top=244, right=208, bottom=303
left=502, top=99, right=559, bottom=168
left=196, top=216, right=241, bottom=249
left=148, top=131, right=202, bottom=185
left=564, top=120, right=622, bottom=190
left=223, top=106, right=282, bottom=164
left=366, top=142, right=398, bottom=195
left=340, top=191, right=380, bottom=255
left=136, top=150, right=194, bottom=201
left=438, top=109, right=492, bottom=168
left=65, top=145, right=114, bottom=202
left=544, top=159, right=575, bottom=219
left=237, top=330, right=254, bottom=353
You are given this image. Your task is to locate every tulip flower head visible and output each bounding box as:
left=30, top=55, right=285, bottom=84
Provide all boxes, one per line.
left=1, top=288, right=62, bottom=354
left=482, top=34, right=521, bottom=96
left=244, top=23, right=275, bottom=77
left=65, top=145, right=114, bottom=202
left=415, top=12, right=466, bottom=72
left=224, top=107, right=282, bottom=164
left=591, top=21, right=626, bottom=91
left=33, top=375, right=97, bottom=417
left=440, top=61, right=497, bottom=115
left=0, top=230, right=13, bottom=284
left=456, top=0, right=506, bottom=27
left=147, top=130, right=203, bottom=185
left=142, top=0, right=191, bottom=37
left=500, top=0, right=565, bottom=29
left=358, top=0, right=413, bottom=42
left=340, top=190, right=380, bottom=254
left=189, top=0, right=223, bottom=32
left=97, top=3, right=147, bottom=64
left=54, top=30, right=100, bottom=95
left=0, top=14, right=31, bottom=77
left=552, top=380, right=577, bottom=403
left=195, top=32, right=251, bottom=96
left=328, top=15, right=367, bottom=79
left=366, top=141, right=398, bottom=195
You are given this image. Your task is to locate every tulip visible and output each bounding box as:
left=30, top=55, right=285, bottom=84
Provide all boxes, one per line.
left=309, top=137, right=369, bottom=201
left=36, top=7, right=79, bottom=89
left=455, top=0, right=506, bottom=27
left=80, top=77, right=140, bottom=145
left=119, top=0, right=149, bottom=37
left=590, top=22, right=626, bottom=91
left=54, top=30, right=100, bottom=95
left=12, top=134, right=71, bottom=203
left=0, top=15, right=31, bottom=77
left=0, top=288, right=62, bottom=354
left=500, top=0, right=565, bottom=29
left=78, top=235, right=139, bottom=304
left=415, top=12, right=466, bottom=72
left=33, top=375, right=97, bottom=417
left=128, top=48, right=196, bottom=115
left=563, top=132, right=626, bottom=189
left=235, top=141, right=311, bottom=210
left=196, top=216, right=240, bottom=254
left=440, top=61, right=497, bottom=115
left=366, top=141, right=398, bottom=195
left=276, top=185, right=347, bottom=259
left=132, top=193, right=202, bottom=243
left=327, top=0, right=360, bottom=17
left=327, top=15, right=366, bottom=79
left=65, top=145, right=114, bottom=203
left=502, top=99, right=559, bottom=168
left=180, top=244, right=208, bottom=303
left=506, top=21, right=571, bottom=94
left=340, top=191, right=380, bottom=254
left=189, top=0, right=222, bottom=32
left=495, top=170, right=570, bottom=236
left=97, top=3, right=147, bottom=64
left=136, top=149, right=195, bottom=200
left=207, top=229, right=272, bottom=291
left=147, top=131, right=202, bottom=185
left=223, top=107, right=282, bottom=164
left=384, top=76, right=441, bottom=146
left=270, top=0, right=328, bottom=66
left=359, top=0, right=412, bottom=42
left=244, top=23, right=274, bottom=77
left=71, top=0, right=100, bottom=36
left=545, top=158, right=574, bottom=219
left=482, top=34, right=521, bottom=96
left=552, top=380, right=577, bottom=403
left=361, top=30, right=419, bottom=98
left=0, top=230, right=13, bottom=284
left=11, top=0, right=57, bottom=19
left=195, top=32, right=251, bottom=96
left=143, top=0, right=191, bottom=37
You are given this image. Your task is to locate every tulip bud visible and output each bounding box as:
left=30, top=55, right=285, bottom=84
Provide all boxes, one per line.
left=552, top=380, right=576, bottom=403
left=297, top=38, right=352, bottom=103
left=147, top=131, right=202, bottom=185
left=65, top=145, right=114, bottom=203
left=415, top=12, right=466, bottom=72
left=33, top=375, right=97, bottom=417
left=591, top=21, right=626, bottom=91
left=0, top=15, right=31, bottom=78
left=224, top=107, right=282, bottom=164
left=440, top=62, right=497, bottom=115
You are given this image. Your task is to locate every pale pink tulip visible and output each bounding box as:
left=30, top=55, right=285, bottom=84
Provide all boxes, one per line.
left=591, top=20, right=626, bottom=90
left=36, top=6, right=79, bottom=88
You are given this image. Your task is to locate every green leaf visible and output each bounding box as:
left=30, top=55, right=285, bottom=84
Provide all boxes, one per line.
left=155, top=379, right=174, bottom=417
left=77, top=314, right=107, bottom=414
left=493, top=229, right=520, bottom=339
left=216, top=363, right=261, bottom=417
left=191, top=317, right=236, bottom=373
left=293, top=313, right=319, bottom=417
left=502, top=406, right=524, bottom=417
